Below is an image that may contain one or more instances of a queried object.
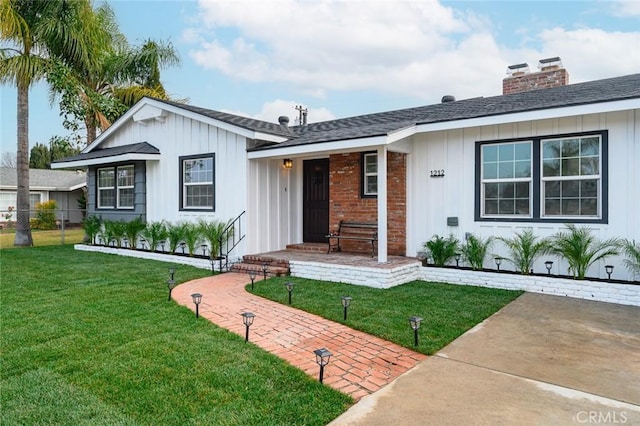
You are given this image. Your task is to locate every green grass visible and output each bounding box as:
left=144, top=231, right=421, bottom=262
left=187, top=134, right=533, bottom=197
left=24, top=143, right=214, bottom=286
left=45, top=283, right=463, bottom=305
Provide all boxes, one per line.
left=0, top=246, right=352, bottom=425
left=0, top=228, right=85, bottom=248
left=250, top=276, right=523, bottom=355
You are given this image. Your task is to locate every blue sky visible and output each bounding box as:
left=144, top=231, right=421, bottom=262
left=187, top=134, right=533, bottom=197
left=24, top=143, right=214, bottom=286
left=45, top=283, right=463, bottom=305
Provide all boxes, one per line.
left=1, top=0, right=639, bottom=156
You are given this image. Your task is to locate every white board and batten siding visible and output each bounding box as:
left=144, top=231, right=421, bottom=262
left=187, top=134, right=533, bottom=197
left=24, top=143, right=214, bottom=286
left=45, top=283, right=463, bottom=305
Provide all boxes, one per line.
left=407, top=110, right=640, bottom=281
left=246, top=158, right=303, bottom=254
left=102, top=111, right=249, bottom=252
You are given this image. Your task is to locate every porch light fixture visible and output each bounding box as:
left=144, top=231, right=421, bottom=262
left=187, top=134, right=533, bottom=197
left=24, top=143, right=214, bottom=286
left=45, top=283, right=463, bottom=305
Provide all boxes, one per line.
left=191, top=293, right=202, bottom=318
left=494, top=256, right=502, bottom=271
left=262, top=262, right=269, bottom=281
left=283, top=158, right=293, bottom=169
left=313, top=348, right=332, bottom=384
left=545, top=261, right=553, bottom=275
left=605, top=265, right=614, bottom=281
left=248, top=270, right=257, bottom=290
left=341, top=296, right=352, bottom=321
left=409, top=316, right=423, bottom=347
left=241, top=312, right=255, bottom=342
left=285, top=281, right=294, bottom=305
left=454, top=252, right=461, bottom=268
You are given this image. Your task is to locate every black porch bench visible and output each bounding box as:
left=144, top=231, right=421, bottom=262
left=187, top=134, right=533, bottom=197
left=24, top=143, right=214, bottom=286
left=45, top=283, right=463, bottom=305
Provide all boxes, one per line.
left=326, top=220, right=378, bottom=257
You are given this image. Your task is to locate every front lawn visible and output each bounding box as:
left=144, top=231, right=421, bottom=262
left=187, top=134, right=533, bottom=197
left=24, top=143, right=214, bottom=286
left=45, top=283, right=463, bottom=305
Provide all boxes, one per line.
left=250, top=276, right=523, bottom=355
left=0, top=246, right=352, bottom=425
left=0, top=228, right=85, bottom=248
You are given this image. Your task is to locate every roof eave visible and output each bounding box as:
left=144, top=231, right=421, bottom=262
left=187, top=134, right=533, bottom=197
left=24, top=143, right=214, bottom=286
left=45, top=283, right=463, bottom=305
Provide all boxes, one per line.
left=51, top=153, right=161, bottom=169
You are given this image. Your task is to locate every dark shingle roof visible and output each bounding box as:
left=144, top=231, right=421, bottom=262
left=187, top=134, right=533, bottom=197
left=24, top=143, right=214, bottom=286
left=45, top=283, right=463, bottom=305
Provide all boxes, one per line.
left=151, top=98, right=296, bottom=138
left=53, top=142, right=160, bottom=164
left=253, top=73, right=640, bottom=150
left=0, top=167, right=86, bottom=190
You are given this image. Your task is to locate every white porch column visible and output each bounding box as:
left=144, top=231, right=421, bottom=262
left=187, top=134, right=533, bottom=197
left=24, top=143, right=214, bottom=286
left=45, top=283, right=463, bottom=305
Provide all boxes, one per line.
left=377, top=146, right=388, bottom=263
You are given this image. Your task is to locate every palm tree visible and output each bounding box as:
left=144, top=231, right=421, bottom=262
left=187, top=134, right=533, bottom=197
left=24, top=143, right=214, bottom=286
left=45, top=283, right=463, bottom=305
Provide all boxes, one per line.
left=0, top=0, right=106, bottom=246
left=498, top=229, right=552, bottom=275
left=620, top=239, right=640, bottom=279
left=551, top=224, right=620, bottom=279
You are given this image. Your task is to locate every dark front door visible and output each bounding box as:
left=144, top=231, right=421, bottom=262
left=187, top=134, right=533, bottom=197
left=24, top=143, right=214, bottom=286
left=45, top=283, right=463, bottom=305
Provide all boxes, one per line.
left=303, top=158, right=329, bottom=243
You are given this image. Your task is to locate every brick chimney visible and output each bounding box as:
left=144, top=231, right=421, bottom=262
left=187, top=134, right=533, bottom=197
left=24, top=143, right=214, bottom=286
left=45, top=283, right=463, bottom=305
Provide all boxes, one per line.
left=502, top=57, right=569, bottom=95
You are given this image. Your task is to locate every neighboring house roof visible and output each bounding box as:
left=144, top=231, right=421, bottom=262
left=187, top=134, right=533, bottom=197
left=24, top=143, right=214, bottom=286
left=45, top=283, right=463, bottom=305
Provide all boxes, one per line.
left=52, top=142, right=161, bottom=169
left=253, top=72, right=640, bottom=150
left=0, top=167, right=86, bottom=191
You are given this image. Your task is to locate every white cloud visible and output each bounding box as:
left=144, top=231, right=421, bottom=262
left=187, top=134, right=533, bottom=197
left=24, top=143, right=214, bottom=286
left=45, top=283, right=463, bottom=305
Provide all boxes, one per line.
left=186, top=0, right=640, bottom=105
left=610, top=0, right=640, bottom=17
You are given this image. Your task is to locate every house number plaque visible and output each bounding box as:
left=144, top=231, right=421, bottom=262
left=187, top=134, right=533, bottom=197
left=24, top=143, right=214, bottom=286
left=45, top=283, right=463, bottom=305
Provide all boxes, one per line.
left=430, top=170, right=445, bottom=177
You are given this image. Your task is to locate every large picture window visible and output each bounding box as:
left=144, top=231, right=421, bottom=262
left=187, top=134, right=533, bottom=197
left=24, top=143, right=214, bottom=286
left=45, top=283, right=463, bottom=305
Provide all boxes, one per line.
left=97, top=165, right=134, bottom=209
left=180, top=154, right=215, bottom=211
left=476, top=131, right=607, bottom=223
left=362, top=152, right=378, bottom=197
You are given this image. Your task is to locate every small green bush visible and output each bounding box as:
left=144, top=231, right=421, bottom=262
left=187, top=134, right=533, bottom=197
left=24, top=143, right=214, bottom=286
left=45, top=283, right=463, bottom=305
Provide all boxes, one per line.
left=498, top=229, right=551, bottom=275
left=32, top=200, right=58, bottom=230
left=423, top=234, right=459, bottom=266
left=551, top=224, right=619, bottom=279
left=461, top=234, right=493, bottom=270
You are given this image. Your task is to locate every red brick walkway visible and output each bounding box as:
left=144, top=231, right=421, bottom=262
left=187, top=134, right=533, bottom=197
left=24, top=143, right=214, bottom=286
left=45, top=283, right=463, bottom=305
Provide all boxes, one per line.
left=172, top=273, right=426, bottom=400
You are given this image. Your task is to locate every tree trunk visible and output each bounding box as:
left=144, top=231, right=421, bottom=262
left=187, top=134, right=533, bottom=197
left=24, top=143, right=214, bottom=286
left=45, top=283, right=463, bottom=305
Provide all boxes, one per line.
left=85, top=114, right=97, bottom=145
left=14, top=81, right=34, bottom=246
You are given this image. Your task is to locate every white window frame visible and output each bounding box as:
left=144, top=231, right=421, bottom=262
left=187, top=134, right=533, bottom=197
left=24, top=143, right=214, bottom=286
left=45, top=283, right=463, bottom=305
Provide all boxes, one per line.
left=116, top=165, right=135, bottom=209
left=540, top=135, right=601, bottom=219
left=480, top=141, right=533, bottom=218
left=363, top=152, right=378, bottom=197
left=181, top=154, right=215, bottom=211
left=97, top=167, right=115, bottom=209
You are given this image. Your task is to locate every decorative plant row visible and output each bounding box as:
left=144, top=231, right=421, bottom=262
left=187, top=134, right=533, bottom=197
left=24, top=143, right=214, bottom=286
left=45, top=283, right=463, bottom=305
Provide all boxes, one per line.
left=82, top=216, right=234, bottom=258
left=422, top=225, right=640, bottom=281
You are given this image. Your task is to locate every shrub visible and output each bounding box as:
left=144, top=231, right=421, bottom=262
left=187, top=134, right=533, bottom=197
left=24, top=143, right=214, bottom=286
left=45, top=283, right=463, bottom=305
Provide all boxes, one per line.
left=142, top=221, right=168, bottom=252
left=123, top=216, right=146, bottom=249
left=498, top=229, right=552, bottom=275
left=82, top=215, right=102, bottom=245
left=551, top=224, right=620, bottom=279
left=620, top=239, right=640, bottom=279
left=33, top=200, right=57, bottom=230
left=423, top=234, right=459, bottom=266
left=199, top=218, right=234, bottom=258
left=167, top=222, right=188, bottom=254
left=461, top=234, right=493, bottom=270
left=103, top=220, right=127, bottom=247
left=182, top=222, right=203, bottom=257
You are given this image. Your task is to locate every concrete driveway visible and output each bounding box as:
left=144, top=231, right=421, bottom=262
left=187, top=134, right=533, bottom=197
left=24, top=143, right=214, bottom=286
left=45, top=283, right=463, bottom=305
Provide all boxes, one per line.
left=330, top=293, right=640, bottom=425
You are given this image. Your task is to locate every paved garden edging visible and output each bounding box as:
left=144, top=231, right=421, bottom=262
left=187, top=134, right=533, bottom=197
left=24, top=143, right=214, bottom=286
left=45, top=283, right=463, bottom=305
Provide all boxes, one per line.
left=420, top=267, right=640, bottom=307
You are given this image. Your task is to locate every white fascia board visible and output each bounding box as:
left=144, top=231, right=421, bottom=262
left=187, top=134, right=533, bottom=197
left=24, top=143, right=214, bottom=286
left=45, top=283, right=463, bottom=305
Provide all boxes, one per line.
left=387, top=125, right=416, bottom=143
left=51, top=153, right=160, bottom=169
left=82, top=100, right=151, bottom=153
left=69, top=182, right=88, bottom=191
left=415, top=99, right=640, bottom=133
left=247, top=135, right=388, bottom=159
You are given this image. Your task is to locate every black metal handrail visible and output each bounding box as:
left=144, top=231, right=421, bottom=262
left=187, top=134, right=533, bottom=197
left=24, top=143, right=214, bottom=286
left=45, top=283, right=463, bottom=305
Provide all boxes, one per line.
left=218, top=210, right=246, bottom=272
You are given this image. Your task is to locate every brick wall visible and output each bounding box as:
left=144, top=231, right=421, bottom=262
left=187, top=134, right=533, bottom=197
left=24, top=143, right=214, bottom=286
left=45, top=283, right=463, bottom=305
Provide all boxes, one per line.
left=328, top=152, right=406, bottom=256
left=502, top=67, right=569, bottom=95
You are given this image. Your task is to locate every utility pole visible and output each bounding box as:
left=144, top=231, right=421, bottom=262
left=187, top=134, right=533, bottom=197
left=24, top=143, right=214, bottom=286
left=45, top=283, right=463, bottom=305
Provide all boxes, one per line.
left=295, top=105, right=308, bottom=125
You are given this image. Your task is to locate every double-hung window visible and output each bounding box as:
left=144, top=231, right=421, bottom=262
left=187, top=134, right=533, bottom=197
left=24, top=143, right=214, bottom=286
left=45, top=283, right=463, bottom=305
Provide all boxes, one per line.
left=476, top=131, right=607, bottom=223
left=97, top=165, right=134, bottom=209
left=180, top=154, right=215, bottom=211
left=362, top=152, right=378, bottom=197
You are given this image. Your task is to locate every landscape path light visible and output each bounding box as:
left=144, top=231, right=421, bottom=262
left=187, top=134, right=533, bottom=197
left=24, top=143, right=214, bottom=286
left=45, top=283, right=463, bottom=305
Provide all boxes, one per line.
left=494, top=256, right=502, bottom=271
left=248, top=270, right=257, bottom=290
left=241, top=312, right=255, bottom=342
left=454, top=252, right=461, bottom=268
left=313, top=348, right=332, bottom=384
left=159, top=240, right=166, bottom=252
left=605, top=265, right=614, bottom=281
left=285, top=281, right=294, bottom=305
left=545, top=261, right=553, bottom=275
left=262, top=262, right=268, bottom=281
left=191, top=293, right=202, bottom=318
left=201, top=244, right=208, bottom=257
left=179, top=242, right=186, bottom=254
left=169, top=267, right=176, bottom=281
left=140, top=238, right=147, bottom=250
left=341, top=296, right=352, bottom=321
left=167, top=279, right=176, bottom=301
left=409, top=316, right=423, bottom=347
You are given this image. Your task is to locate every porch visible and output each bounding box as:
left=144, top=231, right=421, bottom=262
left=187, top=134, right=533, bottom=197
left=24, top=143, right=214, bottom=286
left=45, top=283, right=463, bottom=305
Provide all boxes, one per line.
left=233, top=243, right=422, bottom=289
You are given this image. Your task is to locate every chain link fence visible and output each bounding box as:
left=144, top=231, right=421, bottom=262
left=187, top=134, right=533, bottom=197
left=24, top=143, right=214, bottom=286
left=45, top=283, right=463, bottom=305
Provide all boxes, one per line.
left=0, top=208, right=86, bottom=246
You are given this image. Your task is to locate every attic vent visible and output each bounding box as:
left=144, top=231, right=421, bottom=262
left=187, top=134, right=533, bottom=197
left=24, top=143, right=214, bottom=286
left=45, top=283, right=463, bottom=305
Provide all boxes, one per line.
left=441, top=95, right=456, bottom=103
left=278, top=116, right=290, bottom=126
